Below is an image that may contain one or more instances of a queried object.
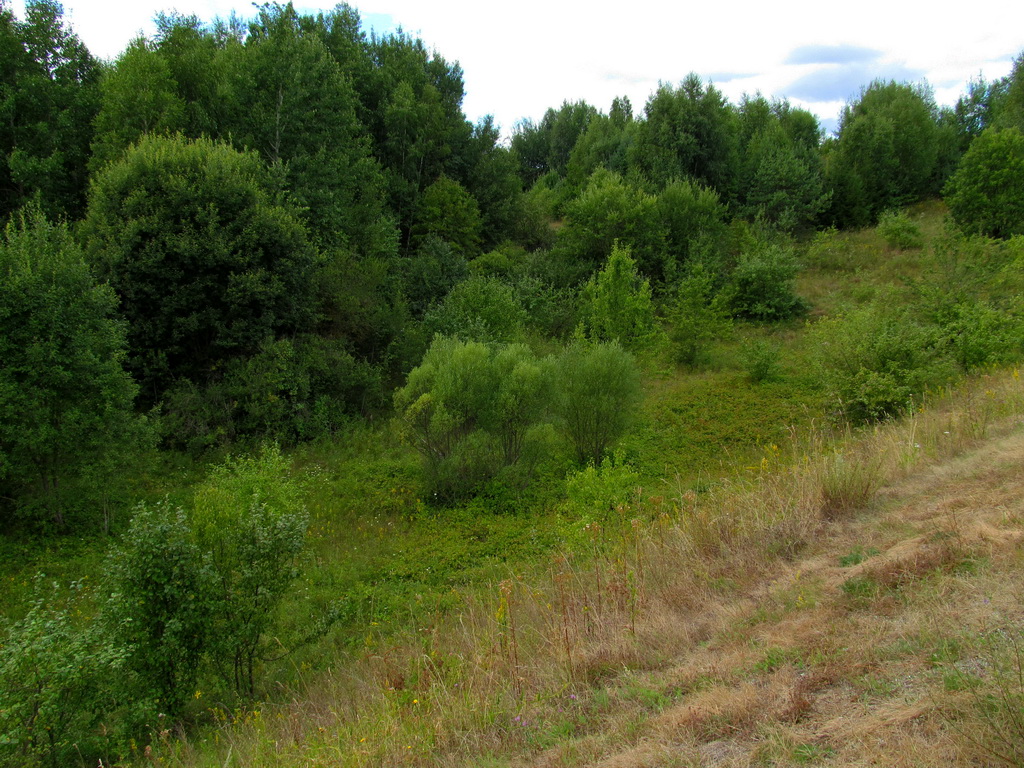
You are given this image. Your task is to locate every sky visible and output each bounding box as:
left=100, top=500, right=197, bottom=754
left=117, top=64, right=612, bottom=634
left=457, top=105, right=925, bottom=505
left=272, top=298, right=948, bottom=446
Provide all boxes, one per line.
left=13, top=0, right=1024, bottom=137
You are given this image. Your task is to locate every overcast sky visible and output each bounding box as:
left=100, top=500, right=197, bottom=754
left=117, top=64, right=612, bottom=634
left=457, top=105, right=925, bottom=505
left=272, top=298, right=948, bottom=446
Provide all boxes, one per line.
left=14, top=0, right=1024, bottom=136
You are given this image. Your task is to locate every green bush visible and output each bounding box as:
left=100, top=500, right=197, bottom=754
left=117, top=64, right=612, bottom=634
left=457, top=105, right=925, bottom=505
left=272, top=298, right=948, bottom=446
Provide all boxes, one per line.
left=725, top=242, right=807, bottom=321
left=578, top=242, right=659, bottom=348
left=0, top=208, right=146, bottom=529
left=810, top=300, right=956, bottom=423
left=425, top=275, right=527, bottom=343
left=944, top=127, right=1024, bottom=239
left=395, top=337, right=553, bottom=501
left=554, top=341, right=642, bottom=466
left=667, top=263, right=731, bottom=368
left=104, top=500, right=212, bottom=716
left=741, top=338, right=783, bottom=383
left=0, top=581, right=121, bottom=768
left=191, top=445, right=308, bottom=697
left=877, top=209, right=924, bottom=250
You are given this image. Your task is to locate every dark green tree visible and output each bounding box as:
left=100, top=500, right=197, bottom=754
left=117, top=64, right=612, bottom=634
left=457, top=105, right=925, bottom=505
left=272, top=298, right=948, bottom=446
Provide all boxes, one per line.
left=628, top=74, right=741, bottom=197
left=410, top=174, right=483, bottom=256
left=556, top=169, right=665, bottom=279
left=217, top=4, right=389, bottom=252
left=0, top=208, right=140, bottom=528
left=944, top=127, right=1024, bottom=238
left=83, top=134, right=318, bottom=401
left=826, top=81, right=941, bottom=226
left=0, top=0, right=99, bottom=219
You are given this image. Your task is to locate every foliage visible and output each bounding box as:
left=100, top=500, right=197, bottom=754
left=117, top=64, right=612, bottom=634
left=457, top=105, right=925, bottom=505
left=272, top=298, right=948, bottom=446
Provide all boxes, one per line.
left=578, top=243, right=658, bottom=348
left=0, top=580, right=121, bottom=768
left=0, top=0, right=100, bottom=220
left=104, top=500, right=212, bottom=716
left=628, top=74, right=741, bottom=198
left=944, top=127, right=1024, bottom=239
left=159, top=336, right=386, bottom=452
left=654, top=178, right=728, bottom=278
left=425, top=275, right=527, bottom=343
left=741, top=338, right=783, bottom=383
left=395, top=337, right=552, bottom=500
left=554, top=341, right=641, bottom=466
left=555, top=169, right=665, bottom=279
left=410, top=175, right=483, bottom=256
left=724, top=240, right=807, bottom=321
left=667, top=263, right=731, bottom=368
left=877, top=209, right=924, bottom=250
left=826, top=81, right=942, bottom=226
left=810, top=299, right=955, bottom=423
left=402, top=235, right=470, bottom=318
left=90, top=37, right=184, bottom=169
left=0, top=208, right=144, bottom=528
left=83, top=133, right=319, bottom=400
left=191, top=445, right=309, bottom=696
left=737, top=97, right=828, bottom=231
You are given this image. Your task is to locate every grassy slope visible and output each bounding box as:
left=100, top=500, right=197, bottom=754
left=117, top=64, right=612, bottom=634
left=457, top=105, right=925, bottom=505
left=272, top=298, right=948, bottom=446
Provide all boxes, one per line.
left=133, top=204, right=1024, bottom=766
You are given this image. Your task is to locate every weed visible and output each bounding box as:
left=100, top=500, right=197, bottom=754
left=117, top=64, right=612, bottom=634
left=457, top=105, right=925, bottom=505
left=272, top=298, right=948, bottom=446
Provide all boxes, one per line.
left=839, top=546, right=880, bottom=567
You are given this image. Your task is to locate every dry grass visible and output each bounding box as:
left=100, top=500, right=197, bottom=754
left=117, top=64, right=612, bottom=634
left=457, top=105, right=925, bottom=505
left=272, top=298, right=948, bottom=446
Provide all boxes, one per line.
left=146, top=367, right=1024, bottom=767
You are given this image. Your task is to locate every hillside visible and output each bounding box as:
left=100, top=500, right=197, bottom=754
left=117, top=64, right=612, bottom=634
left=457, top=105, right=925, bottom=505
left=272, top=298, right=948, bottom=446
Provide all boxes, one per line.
left=125, top=364, right=1024, bottom=768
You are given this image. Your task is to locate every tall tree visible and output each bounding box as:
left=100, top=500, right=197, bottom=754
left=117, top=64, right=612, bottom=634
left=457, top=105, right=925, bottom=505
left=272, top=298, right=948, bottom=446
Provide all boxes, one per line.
left=217, top=3, right=389, bottom=253
left=83, top=134, right=319, bottom=401
left=629, top=74, right=741, bottom=198
left=825, top=80, right=941, bottom=226
left=90, top=37, right=185, bottom=169
left=0, top=208, right=140, bottom=527
left=0, top=0, right=99, bottom=219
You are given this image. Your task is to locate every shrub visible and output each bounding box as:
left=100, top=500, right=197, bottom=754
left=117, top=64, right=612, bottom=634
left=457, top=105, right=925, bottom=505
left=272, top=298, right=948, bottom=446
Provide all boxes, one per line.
left=741, top=338, right=783, bottom=383
left=877, top=209, right=924, bottom=250
left=554, top=341, right=642, bottom=466
left=425, top=275, right=527, bottom=343
left=725, top=242, right=807, bottom=321
left=810, top=300, right=956, bottom=423
left=0, top=207, right=146, bottom=529
left=395, top=338, right=553, bottom=501
left=104, top=500, right=212, bottom=715
left=0, top=581, right=121, bottom=768
left=191, top=445, right=308, bottom=697
left=578, top=242, right=659, bottom=348
left=667, top=263, right=731, bottom=368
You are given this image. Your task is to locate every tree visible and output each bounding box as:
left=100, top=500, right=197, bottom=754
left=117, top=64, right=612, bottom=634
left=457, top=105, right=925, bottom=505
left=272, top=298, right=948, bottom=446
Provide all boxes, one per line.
left=0, top=208, right=141, bottom=528
left=217, top=4, right=389, bottom=252
left=628, top=74, right=741, bottom=198
left=556, top=169, right=665, bottom=279
left=826, top=81, right=941, bottom=226
left=0, top=0, right=100, bottom=220
left=191, top=446, right=308, bottom=697
left=578, top=243, right=658, bottom=348
left=410, top=175, right=483, bottom=256
left=554, top=341, right=641, bottom=466
left=83, top=134, right=318, bottom=401
left=90, top=37, right=185, bottom=169
left=667, top=263, right=731, bottom=368
left=944, top=127, right=1024, bottom=238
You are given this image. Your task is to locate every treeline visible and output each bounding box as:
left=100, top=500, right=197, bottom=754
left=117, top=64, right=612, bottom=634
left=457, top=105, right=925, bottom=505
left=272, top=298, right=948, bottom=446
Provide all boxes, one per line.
left=2, top=0, right=1024, bottom=529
